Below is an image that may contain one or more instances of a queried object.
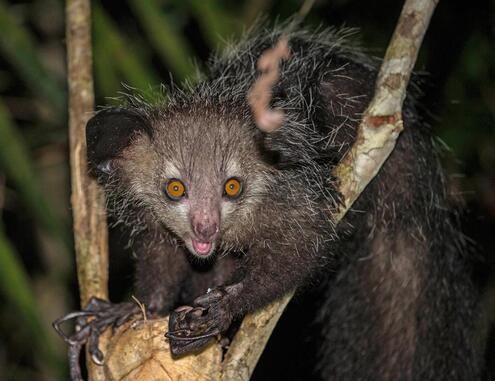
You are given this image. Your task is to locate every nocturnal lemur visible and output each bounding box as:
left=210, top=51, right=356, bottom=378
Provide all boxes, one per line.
left=54, top=26, right=484, bottom=381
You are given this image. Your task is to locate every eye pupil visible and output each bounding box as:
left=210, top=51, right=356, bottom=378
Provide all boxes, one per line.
left=224, top=178, right=242, bottom=199
left=165, top=179, right=186, bottom=200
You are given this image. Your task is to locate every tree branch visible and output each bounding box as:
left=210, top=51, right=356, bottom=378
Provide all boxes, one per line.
left=66, top=0, right=109, bottom=380
left=334, top=0, right=439, bottom=218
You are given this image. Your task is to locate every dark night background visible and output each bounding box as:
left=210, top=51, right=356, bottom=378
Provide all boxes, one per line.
left=0, top=0, right=493, bottom=380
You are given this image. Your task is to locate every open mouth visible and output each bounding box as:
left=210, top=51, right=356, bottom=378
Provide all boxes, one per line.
left=191, top=239, right=213, bottom=257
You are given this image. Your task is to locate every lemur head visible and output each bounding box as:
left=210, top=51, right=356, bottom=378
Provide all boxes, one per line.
left=86, top=106, right=270, bottom=258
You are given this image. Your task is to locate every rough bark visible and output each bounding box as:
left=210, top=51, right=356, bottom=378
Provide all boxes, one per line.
left=334, top=0, right=439, bottom=219
left=66, top=0, right=109, bottom=380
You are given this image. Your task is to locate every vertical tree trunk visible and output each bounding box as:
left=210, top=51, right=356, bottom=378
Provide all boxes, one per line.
left=66, top=1, right=109, bottom=379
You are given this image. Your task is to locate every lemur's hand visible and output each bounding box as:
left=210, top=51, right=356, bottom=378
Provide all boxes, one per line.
left=52, top=297, right=141, bottom=381
left=166, top=284, right=241, bottom=356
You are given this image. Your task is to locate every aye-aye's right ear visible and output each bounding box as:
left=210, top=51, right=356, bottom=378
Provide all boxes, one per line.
left=86, top=108, right=152, bottom=176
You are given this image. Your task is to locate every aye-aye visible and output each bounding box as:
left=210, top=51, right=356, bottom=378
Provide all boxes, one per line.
left=54, top=26, right=484, bottom=381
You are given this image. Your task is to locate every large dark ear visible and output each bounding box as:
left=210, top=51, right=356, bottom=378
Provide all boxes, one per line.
left=86, top=108, right=152, bottom=177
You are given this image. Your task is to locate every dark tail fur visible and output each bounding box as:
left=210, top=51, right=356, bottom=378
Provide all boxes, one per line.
left=317, top=117, right=484, bottom=380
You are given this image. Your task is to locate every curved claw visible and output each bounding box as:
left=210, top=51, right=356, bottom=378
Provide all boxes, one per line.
left=166, top=306, right=220, bottom=356
left=166, top=331, right=217, bottom=357
left=165, top=286, right=237, bottom=356
left=52, top=311, right=94, bottom=342
left=89, top=329, right=105, bottom=365
left=165, top=328, right=220, bottom=341
left=52, top=300, right=141, bottom=381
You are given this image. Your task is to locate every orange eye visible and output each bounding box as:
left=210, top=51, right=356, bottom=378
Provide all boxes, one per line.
left=224, top=178, right=242, bottom=199
left=165, top=179, right=186, bottom=200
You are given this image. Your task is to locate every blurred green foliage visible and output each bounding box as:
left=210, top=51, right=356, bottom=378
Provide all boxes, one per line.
left=0, top=225, right=63, bottom=379
left=0, top=0, right=493, bottom=380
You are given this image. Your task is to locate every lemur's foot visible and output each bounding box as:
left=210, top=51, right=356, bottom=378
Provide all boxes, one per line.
left=53, top=297, right=141, bottom=381
left=166, top=284, right=241, bottom=356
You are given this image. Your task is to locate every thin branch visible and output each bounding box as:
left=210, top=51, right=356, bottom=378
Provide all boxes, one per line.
left=220, top=293, right=292, bottom=381
left=66, top=0, right=109, bottom=380
left=334, top=0, right=439, bottom=218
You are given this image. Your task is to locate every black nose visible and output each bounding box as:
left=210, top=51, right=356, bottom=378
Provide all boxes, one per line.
left=194, top=222, right=218, bottom=241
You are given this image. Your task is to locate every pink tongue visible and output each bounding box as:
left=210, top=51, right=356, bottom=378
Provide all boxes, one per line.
left=192, top=240, right=212, bottom=255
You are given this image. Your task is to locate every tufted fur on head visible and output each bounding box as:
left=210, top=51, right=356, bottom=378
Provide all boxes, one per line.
left=85, top=26, right=370, bottom=261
